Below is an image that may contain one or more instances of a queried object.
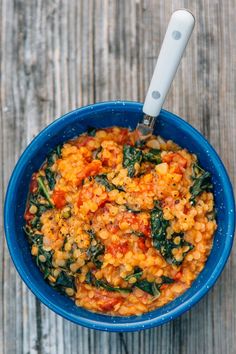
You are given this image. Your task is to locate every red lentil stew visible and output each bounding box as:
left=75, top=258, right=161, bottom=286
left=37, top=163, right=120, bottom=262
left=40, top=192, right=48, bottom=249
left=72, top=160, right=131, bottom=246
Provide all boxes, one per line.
left=24, top=127, right=217, bottom=315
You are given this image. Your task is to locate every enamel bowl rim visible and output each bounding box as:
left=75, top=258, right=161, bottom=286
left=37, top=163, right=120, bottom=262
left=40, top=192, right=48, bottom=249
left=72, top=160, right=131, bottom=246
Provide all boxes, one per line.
left=4, top=101, right=235, bottom=331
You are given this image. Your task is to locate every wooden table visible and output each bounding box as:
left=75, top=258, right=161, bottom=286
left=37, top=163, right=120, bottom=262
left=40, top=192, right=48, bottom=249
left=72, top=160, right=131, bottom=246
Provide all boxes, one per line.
left=1, top=1, right=235, bottom=353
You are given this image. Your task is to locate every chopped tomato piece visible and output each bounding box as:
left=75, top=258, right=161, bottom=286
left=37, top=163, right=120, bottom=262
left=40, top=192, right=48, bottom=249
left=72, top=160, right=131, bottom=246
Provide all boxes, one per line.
left=98, top=196, right=109, bottom=208
left=77, top=185, right=94, bottom=206
left=131, top=129, right=143, bottom=145
left=139, top=222, right=151, bottom=237
left=107, top=241, right=129, bottom=256
left=105, top=127, right=114, bottom=133
left=24, top=209, right=34, bottom=222
left=137, top=238, right=148, bottom=252
left=92, top=290, right=123, bottom=312
left=160, top=284, right=168, bottom=290
left=117, top=241, right=129, bottom=254
left=99, top=297, right=122, bottom=312
left=77, top=160, right=102, bottom=186
left=176, top=155, right=187, bottom=168
left=164, top=197, right=175, bottom=208
left=100, top=148, right=119, bottom=167
left=116, top=129, right=129, bottom=144
left=77, top=191, right=83, bottom=207
left=106, top=223, right=120, bottom=233
left=105, top=127, right=129, bottom=144
left=162, top=154, right=171, bottom=163
left=183, top=205, right=189, bottom=214
left=170, top=163, right=182, bottom=174
left=92, top=289, right=123, bottom=312
left=74, top=136, right=95, bottom=148
left=120, top=212, right=151, bottom=238
left=174, top=271, right=182, bottom=281
left=52, top=190, right=66, bottom=209
left=77, top=183, right=108, bottom=209
left=163, top=153, right=187, bottom=172
left=29, top=173, right=38, bottom=193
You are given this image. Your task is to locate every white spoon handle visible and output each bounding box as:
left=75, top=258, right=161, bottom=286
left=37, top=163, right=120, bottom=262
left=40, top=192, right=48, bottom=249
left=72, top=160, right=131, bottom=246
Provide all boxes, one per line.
left=143, top=9, right=195, bottom=117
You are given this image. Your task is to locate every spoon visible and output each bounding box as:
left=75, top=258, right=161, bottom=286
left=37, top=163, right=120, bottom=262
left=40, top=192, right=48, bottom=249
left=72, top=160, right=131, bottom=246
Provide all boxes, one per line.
left=137, top=9, right=195, bottom=139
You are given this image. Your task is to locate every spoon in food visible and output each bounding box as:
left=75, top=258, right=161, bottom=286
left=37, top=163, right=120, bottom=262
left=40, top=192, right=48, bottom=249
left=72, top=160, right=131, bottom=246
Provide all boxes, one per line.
left=137, top=9, right=195, bottom=139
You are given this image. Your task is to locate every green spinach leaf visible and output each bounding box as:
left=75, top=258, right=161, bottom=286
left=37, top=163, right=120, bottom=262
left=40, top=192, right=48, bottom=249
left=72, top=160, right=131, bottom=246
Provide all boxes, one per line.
left=123, top=145, right=143, bottom=177
left=124, top=267, right=143, bottom=281
left=96, top=280, right=132, bottom=293
left=95, top=146, right=102, bottom=159
left=87, top=127, right=97, bottom=136
left=95, top=174, right=125, bottom=192
left=207, top=209, right=216, bottom=221
left=189, top=163, right=213, bottom=205
left=23, top=225, right=34, bottom=238
left=131, top=231, right=145, bottom=237
left=86, top=230, right=105, bottom=269
left=86, top=271, right=132, bottom=293
left=150, top=201, right=169, bottom=250
left=29, top=194, right=52, bottom=216
left=36, top=247, right=53, bottom=279
left=25, top=232, right=53, bottom=279
left=134, top=139, right=146, bottom=148
left=134, top=275, right=174, bottom=296
left=30, top=216, right=42, bottom=230
left=23, top=228, right=43, bottom=246
left=143, top=149, right=162, bottom=164
left=55, top=271, right=75, bottom=289
left=47, top=145, right=62, bottom=166
left=135, top=279, right=161, bottom=297
left=158, top=232, right=194, bottom=266
left=161, top=275, right=174, bottom=284
left=150, top=202, right=193, bottom=265
left=45, top=167, right=56, bottom=190
left=85, top=270, right=94, bottom=284
left=37, top=176, right=54, bottom=207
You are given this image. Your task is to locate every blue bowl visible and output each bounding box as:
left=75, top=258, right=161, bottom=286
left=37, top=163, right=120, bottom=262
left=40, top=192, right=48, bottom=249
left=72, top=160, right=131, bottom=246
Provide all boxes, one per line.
left=4, top=101, right=235, bottom=332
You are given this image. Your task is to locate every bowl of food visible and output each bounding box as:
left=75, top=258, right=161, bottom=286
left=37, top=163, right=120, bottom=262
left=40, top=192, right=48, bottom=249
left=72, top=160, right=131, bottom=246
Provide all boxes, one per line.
left=4, top=101, right=235, bottom=331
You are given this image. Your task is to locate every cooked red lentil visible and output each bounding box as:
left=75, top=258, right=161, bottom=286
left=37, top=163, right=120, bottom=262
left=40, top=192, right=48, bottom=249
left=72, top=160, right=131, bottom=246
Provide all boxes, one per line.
left=24, top=127, right=217, bottom=315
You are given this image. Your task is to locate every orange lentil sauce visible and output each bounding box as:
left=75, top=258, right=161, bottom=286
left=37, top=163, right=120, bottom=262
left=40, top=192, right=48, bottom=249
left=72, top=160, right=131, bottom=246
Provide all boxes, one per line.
left=24, top=127, right=217, bottom=316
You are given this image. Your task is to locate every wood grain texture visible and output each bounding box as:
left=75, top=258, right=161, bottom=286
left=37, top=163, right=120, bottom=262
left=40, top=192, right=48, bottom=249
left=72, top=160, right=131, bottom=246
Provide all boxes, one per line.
left=1, top=0, right=235, bottom=353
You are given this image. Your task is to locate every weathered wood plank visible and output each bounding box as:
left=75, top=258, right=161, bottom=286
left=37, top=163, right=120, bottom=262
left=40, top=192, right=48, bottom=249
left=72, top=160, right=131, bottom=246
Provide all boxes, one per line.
left=1, top=0, right=236, bottom=353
